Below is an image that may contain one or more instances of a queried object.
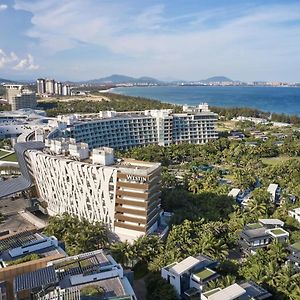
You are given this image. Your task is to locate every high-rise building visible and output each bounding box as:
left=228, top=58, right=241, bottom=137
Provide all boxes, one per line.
left=4, top=84, right=23, bottom=104
left=55, top=81, right=62, bottom=95
left=36, top=78, right=45, bottom=94
left=4, top=85, right=37, bottom=111
left=49, top=104, right=218, bottom=149
left=11, top=90, right=37, bottom=111
left=11, top=140, right=163, bottom=241
left=62, top=84, right=70, bottom=96
left=45, top=79, right=55, bottom=94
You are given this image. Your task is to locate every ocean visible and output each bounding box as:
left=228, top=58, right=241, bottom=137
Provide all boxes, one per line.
left=112, top=86, right=300, bottom=116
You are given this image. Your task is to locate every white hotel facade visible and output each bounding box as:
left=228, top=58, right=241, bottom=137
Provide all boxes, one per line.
left=20, top=139, right=162, bottom=241
left=48, top=103, right=218, bottom=149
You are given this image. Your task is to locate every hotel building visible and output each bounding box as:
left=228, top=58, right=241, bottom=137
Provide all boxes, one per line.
left=48, top=103, right=218, bottom=149
left=5, top=140, right=162, bottom=242
left=4, top=85, right=37, bottom=111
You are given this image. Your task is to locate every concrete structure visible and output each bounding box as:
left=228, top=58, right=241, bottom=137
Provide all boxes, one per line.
left=10, top=90, right=36, bottom=111
left=13, top=249, right=136, bottom=300
left=1, top=140, right=163, bottom=242
left=228, top=188, right=241, bottom=200
left=4, top=85, right=23, bottom=103
left=0, top=230, right=66, bottom=300
left=49, top=104, right=218, bottom=149
left=201, top=282, right=272, bottom=300
left=287, top=241, right=300, bottom=270
left=4, top=85, right=37, bottom=111
left=161, top=254, right=218, bottom=298
left=239, top=219, right=289, bottom=254
left=62, top=84, right=70, bottom=96
left=267, top=183, right=280, bottom=203
left=45, top=79, right=55, bottom=95
left=36, top=79, right=45, bottom=94
left=288, top=207, right=300, bottom=223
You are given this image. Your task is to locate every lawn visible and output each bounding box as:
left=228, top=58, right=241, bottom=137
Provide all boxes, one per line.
left=216, top=121, right=237, bottom=132
left=270, top=228, right=287, bottom=235
left=262, top=156, right=300, bottom=166
left=247, top=223, right=263, bottom=230
left=195, top=268, right=216, bottom=280
left=0, top=153, right=17, bottom=162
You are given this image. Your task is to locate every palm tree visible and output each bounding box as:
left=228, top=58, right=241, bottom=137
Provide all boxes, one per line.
left=188, top=177, right=202, bottom=194
left=267, top=240, right=287, bottom=264
left=247, top=199, right=267, bottom=217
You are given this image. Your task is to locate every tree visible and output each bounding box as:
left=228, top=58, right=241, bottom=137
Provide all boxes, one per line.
left=267, top=240, right=287, bottom=264
left=145, top=273, right=178, bottom=300
left=44, top=213, right=108, bottom=255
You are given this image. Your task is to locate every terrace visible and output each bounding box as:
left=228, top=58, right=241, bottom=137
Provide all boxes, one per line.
left=267, top=228, right=289, bottom=239
left=193, top=268, right=217, bottom=282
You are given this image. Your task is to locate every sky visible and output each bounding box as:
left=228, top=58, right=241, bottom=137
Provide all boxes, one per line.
left=0, top=0, right=300, bottom=82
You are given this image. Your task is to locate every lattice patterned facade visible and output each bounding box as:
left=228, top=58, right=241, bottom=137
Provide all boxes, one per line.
left=28, top=150, right=118, bottom=230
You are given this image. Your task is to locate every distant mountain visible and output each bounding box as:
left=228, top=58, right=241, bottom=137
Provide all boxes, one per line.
left=201, top=76, right=234, bottom=83
left=83, top=74, right=163, bottom=85
left=0, top=77, right=16, bottom=84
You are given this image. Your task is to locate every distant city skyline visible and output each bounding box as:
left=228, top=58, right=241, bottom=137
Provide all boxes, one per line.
left=0, top=0, right=300, bottom=82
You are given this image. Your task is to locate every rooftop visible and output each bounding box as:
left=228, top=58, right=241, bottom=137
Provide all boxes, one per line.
left=246, top=223, right=263, bottom=230
left=259, top=219, right=284, bottom=227
left=289, top=241, right=300, bottom=252
left=0, top=229, right=39, bottom=252
left=14, top=249, right=135, bottom=299
left=239, top=281, right=272, bottom=299
left=208, top=283, right=246, bottom=300
left=267, top=228, right=289, bottom=237
left=194, top=268, right=216, bottom=281
left=241, top=227, right=270, bottom=240
left=267, top=183, right=279, bottom=194
left=169, top=256, right=200, bottom=275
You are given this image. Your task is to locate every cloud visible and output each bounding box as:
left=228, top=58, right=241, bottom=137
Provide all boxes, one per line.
left=0, top=4, right=7, bottom=11
left=0, top=49, right=39, bottom=71
left=13, top=54, right=39, bottom=70
left=13, top=1, right=300, bottom=80
left=0, top=49, right=18, bottom=68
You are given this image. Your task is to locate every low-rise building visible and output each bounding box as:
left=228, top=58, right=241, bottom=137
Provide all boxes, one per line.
left=267, top=183, right=280, bottom=203
left=0, top=230, right=66, bottom=300
left=14, top=249, right=136, bottom=300
left=161, top=254, right=219, bottom=298
left=288, top=207, right=300, bottom=223
left=287, top=241, right=300, bottom=270
left=201, top=281, right=272, bottom=300
left=239, top=219, right=289, bottom=254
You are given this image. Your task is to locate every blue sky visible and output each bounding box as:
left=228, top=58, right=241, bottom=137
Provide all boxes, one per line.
left=0, top=0, right=300, bottom=81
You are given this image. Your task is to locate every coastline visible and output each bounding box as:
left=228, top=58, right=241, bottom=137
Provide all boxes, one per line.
left=109, top=85, right=300, bottom=116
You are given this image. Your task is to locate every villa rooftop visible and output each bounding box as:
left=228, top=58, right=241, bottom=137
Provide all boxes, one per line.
left=259, top=219, right=284, bottom=227
left=194, top=268, right=216, bottom=281
left=289, top=241, right=300, bottom=252
left=169, top=256, right=199, bottom=275
left=246, top=223, right=263, bottom=230
left=267, top=228, right=289, bottom=237
left=208, top=283, right=246, bottom=300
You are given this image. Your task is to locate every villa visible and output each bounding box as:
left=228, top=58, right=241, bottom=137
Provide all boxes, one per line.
left=161, top=254, right=219, bottom=299
left=201, top=281, right=272, bottom=300
left=239, top=219, right=289, bottom=254
left=288, top=207, right=300, bottom=223
left=287, top=241, right=300, bottom=270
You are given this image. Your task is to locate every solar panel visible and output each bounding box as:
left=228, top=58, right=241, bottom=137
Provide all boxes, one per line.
left=0, top=230, right=38, bottom=252
left=15, top=266, right=57, bottom=292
